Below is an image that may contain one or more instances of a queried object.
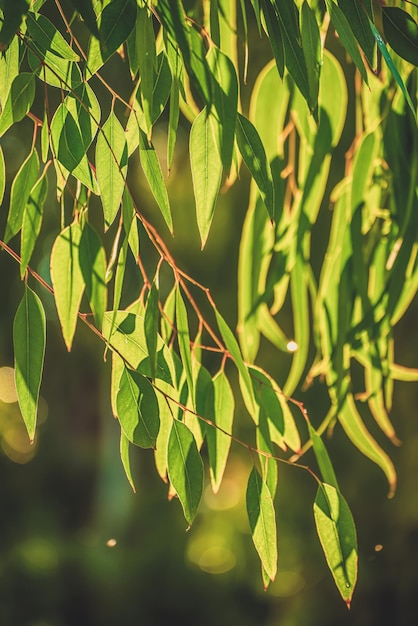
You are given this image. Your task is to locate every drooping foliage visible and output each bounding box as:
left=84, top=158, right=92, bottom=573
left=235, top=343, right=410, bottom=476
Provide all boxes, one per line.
left=0, top=0, right=417, bottom=606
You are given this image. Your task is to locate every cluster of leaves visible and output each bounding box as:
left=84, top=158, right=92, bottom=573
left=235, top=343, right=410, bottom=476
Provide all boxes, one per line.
left=0, top=0, right=417, bottom=607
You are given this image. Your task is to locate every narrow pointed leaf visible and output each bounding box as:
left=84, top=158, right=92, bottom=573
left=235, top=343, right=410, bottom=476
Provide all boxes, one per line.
left=314, top=483, right=358, bottom=607
left=236, top=113, right=275, bottom=221
left=99, top=0, right=137, bottom=63
left=79, top=222, right=107, bottom=327
left=144, top=281, right=160, bottom=379
left=168, top=420, right=203, bottom=525
left=120, top=430, right=136, bottom=492
left=337, top=0, right=375, bottom=68
left=0, top=72, right=35, bottom=137
left=69, top=0, right=99, bottom=37
left=325, top=0, right=369, bottom=84
left=50, top=103, right=85, bottom=172
left=206, top=370, right=234, bottom=493
left=96, top=111, right=128, bottom=230
left=308, top=423, right=339, bottom=490
left=26, top=12, right=80, bottom=61
left=382, top=7, right=418, bottom=67
left=138, top=128, right=172, bottom=233
left=207, top=46, right=238, bottom=174
left=246, top=467, right=278, bottom=582
left=175, top=287, right=195, bottom=406
left=116, top=366, right=160, bottom=449
left=215, top=309, right=257, bottom=416
left=0, top=0, right=29, bottom=51
left=20, top=169, right=48, bottom=278
left=190, top=107, right=223, bottom=248
left=5, top=149, right=39, bottom=243
left=13, top=285, right=46, bottom=442
left=50, top=222, right=85, bottom=351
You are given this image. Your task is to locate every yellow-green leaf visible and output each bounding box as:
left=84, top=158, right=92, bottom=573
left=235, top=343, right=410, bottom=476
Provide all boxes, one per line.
left=50, top=222, right=85, bottom=351
left=13, top=285, right=46, bottom=442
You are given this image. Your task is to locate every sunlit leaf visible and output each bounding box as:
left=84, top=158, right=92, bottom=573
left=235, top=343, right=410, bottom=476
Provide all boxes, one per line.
left=120, top=430, right=136, bottom=492
left=102, top=309, right=173, bottom=384
left=79, top=222, right=107, bottom=327
left=96, top=111, right=128, bottom=230
left=207, top=45, right=238, bottom=174
left=138, top=128, right=173, bottom=233
left=0, top=146, right=4, bottom=205
left=206, top=369, right=234, bottom=493
left=314, top=482, right=357, bottom=607
left=50, top=222, right=85, bottom=351
left=246, top=467, right=278, bottom=582
left=5, top=148, right=39, bottom=243
left=13, top=285, right=46, bottom=442
left=20, top=168, right=48, bottom=278
left=0, top=72, right=35, bottom=137
left=236, top=113, right=275, bottom=221
left=168, top=419, right=203, bottom=525
left=215, top=309, right=256, bottom=416
left=308, top=423, right=339, bottom=490
left=116, top=365, right=160, bottom=448
left=190, top=107, right=223, bottom=248
left=50, top=103, right=85, bottom=172
left=144, top=280, right=160, bottom=379
left=175, top=286, right=195, bottom=407
left=26, top=12, right=80, bottom=61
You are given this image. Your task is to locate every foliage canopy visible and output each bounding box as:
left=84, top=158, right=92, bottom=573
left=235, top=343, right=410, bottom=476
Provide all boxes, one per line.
left=0, top=0, right=417, bottom=607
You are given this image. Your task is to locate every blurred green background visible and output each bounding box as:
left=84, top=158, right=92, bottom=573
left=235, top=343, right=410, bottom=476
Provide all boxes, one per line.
left=1, top=2, right=418, bottom=624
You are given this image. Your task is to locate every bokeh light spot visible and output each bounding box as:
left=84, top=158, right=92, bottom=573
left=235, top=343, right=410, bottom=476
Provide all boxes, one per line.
left=287, top=340, right=298, bottom=352
left=0, top=367, right=18, bottom=403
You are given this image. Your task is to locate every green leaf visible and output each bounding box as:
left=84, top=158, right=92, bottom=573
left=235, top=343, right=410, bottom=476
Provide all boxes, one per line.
left=236, top=113, right=275, bottom=221
left=26, top=12, right=80, bottom=61
left=0, top=72, right=35, bottom=137
left=144, top=280, right=160, bottom=379
left=116, top=365, right=160, bottom=449
left=99, top=0, right=137, bottom=63
left=13, top=285, right=46, bottom=442
left=50, top=222, right=85, bottom=351
left=0, top=34, right=19, bottom=105
left=50, top=103, right=85, bottom=172
left=96, top=111, right=128, bottom=230
left=79, top=222, right=107, bottom=327
left=27, top=42, right=82, bottom=89
left=382, top=7, right=418, bottom=67
left=246, top=467, right=278, bottom=582
left=20, top=168, right=48, bottom=278
left=190, top=107, right=223, bottom=248
left=120, top=430, right=136, bottom=492
left=0, top=0, right=29, bottom=51
left=337, top=0, right=375, bottom=68
left=272, top=0, right=312, bottom=109
left=206, top=370, right=234, bottom=493
left=314, top=482, right=358, bottom=607
left=260, top=0, right=285, bottom=78
left=64, top=82, right=101, bottom=151
left=102, top=309, right=173, bottom=384
left=155, top=378, right=177, bottom=482
left=250, top=366, right=301, bottom=453
left=300, top=0, right=321, bottom=112
left=308, top=423, right=339, bottom=490
left=5, top=148, right=39, bottom=243
left=138, top=128, right=173, bottom=233
left=168, top=419, right=203, bottom=526
left=69, top=0, right=99, bottom=38
left=368, top=18, right=416, bottom=120
left=175, top=286, right=195, bottom=407
left=215, top=309, right=257, bottom=417
left=136, top=5, right=157, bottom=134
left=207, top=45, right=238, bottom=174
left=325, top=0, right=369, bottom=84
